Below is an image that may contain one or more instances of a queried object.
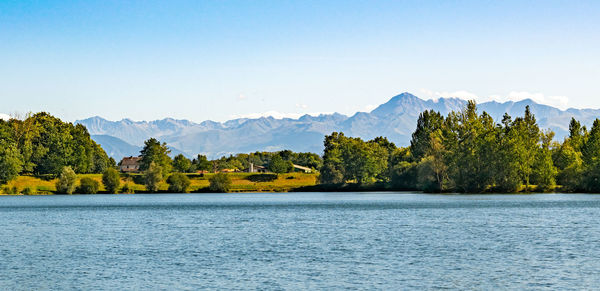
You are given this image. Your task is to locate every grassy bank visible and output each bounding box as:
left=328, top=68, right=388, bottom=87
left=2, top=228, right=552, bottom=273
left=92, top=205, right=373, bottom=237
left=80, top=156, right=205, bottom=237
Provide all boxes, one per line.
left=1, top=172, right=319, bottom=194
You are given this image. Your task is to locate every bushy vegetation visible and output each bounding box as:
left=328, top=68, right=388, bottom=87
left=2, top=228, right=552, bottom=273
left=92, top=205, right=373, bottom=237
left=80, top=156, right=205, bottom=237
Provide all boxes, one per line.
left=55, top=166, right=77, bottom=194
left=269, top=155, right=293, bottom=174
left=209, top=173, right=232, bottom=192
left=121, top=182, right=135, bottom=194
left=144, top=162, right=163, bottom=192
left=167, top=173, right=191, bottom=193
left=102, top=168, right=121, bottom=194
left=320, top=101, right=600, bottom=193
left=77, top=177, right=100, bottom=194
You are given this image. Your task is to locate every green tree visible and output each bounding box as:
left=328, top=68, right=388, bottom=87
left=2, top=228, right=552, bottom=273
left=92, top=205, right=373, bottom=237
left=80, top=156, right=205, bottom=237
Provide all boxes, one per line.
left=422, top=133, right=449, bottom=192
left=192, top=154, right=212, bottom=172
left=532, top=130, right=557, bottom=192
left=172, top=154, right=192, bottom=173
left=167, top=172, right=191, bottom=193
left=370, top=136, right=397, bottom=182
left=410, top=110, right=444, bottom=161
left=390, top=147, right=418, bottom=190
left=144, top=162, right=163, bottom=192
left=514, top=106, right=540, bottom=191
left=55, top=166, right=77, bottom=194
left=320, top=132, right=346, bottom=184
left=77, top=177, right=100, bottom=194
left=209, top=173, right=232, bottom=192
left=269, top=155, right=292, bottom=174
left=568, top=118, right=586, bottom=151
left=139, top=138, right=172, bottom=176
left=494, top=113, right=521, bottom=192
left=102, top=168, right=121, bottom=194
left=340, top=137, right=388, bottom=184
left=0, top=142, right=23, bottom=185
left=582, top=119, right=600, bottom=192
left=554, top=142, right=583, bottom=191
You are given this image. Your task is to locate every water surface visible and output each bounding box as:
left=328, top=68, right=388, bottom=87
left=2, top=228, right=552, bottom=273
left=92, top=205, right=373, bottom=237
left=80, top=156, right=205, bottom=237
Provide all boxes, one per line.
left=1, top=192, right=599, bottom=290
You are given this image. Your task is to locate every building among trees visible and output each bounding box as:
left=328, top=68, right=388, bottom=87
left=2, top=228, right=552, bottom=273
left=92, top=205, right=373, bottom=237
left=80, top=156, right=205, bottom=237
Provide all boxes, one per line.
left=119, top=156, right=141, bottom=173
left=292, top=164, right=312, bottom=173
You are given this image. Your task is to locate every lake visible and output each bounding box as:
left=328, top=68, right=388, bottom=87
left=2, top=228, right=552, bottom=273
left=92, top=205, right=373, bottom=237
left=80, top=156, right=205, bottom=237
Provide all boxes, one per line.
left=1, top=192, right=599, bottom=290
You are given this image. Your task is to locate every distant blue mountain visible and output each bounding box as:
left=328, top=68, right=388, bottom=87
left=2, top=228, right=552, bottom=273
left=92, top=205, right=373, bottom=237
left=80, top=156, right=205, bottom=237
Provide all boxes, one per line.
left=91, top=134, right=189, bottom=161
left=77, top=93, right=600, bottom=159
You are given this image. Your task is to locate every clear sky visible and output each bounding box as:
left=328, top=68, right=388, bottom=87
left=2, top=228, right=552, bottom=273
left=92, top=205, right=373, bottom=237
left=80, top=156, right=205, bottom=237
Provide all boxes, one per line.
left=1, top=0, right=599, bottom=122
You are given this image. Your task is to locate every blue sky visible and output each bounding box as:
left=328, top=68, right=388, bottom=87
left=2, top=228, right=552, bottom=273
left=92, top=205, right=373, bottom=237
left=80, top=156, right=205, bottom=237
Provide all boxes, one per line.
left=1, top=0, right=599, bottom=122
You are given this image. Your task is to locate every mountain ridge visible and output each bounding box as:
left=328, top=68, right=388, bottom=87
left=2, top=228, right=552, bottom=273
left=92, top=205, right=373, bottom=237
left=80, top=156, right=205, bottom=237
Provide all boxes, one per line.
left=76, top=93, right=600, bottom=159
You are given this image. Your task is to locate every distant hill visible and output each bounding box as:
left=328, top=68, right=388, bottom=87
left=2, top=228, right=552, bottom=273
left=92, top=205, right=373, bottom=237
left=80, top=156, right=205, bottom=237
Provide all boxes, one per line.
left=77, top=93, right=600, bottom=159
left=91, top=134, right=188, bottom=161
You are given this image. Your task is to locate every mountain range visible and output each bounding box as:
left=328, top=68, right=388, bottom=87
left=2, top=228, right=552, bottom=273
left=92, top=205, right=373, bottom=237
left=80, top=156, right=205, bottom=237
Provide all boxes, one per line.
left=76, top=93, right=600, bottom=160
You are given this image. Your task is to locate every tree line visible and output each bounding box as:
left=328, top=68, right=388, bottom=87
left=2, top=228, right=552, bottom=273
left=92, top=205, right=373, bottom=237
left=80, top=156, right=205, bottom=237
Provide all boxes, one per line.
left=320, top=101, right=600, bottom=193
left=165, top=149, right=322, bottom=174
left=0, top=112, right=114, bottom=184
left=6, top=104, right=600, bottom=194
left=0, top=111, right=322, bottom=194
left=132, top=138, right=322, bottom=192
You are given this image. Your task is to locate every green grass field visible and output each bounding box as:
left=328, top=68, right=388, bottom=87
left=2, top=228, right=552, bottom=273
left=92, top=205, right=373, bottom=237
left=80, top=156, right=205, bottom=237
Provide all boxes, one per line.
left=1, top=172, right=319, bottom=194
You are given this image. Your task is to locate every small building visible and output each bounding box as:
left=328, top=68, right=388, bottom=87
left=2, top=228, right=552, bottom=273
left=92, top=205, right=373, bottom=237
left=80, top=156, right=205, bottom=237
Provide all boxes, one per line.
left=292, top=164, right=312, bottom=173
left=119, top=156, right=142, bottom=173
left=245, top=163, right=268, bottom=173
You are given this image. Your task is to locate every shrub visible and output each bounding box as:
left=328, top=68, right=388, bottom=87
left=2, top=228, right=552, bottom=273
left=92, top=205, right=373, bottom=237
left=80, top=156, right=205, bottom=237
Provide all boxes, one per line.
left=55, top=166, right=77, bottom=194
left=102, top=168, right=121, bottom=193
left=22, top=187, right=35, bottom=195
left=121, top=183, right=135, bottom=194
left=209, top=173, right=232, bottom=193
left=77, top=177, right=100, bottom=194
left=167, top=173, right=191, bottom=193
left=144, top=162, right=163, bottom=192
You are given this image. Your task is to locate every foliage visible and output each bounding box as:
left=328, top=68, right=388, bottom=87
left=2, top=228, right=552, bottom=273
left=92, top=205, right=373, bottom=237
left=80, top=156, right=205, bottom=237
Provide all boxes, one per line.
left=269, top=155, right=293, bottom=174
left=167, top=173, right=191, bottom=193
left=582, top=119, right=600, bottom=192
left=192, top=154, right=212, bottom=172
left=22, top=186, right=35, bottom=195
left=172, top=154, right=192, bottom=173
left=102, top=168, right=121, bottom=194
left=144, top=162, right=163, bottom=192
left=121, top=182, right=135, bottom=194
left=77, top=177, right=100, bottom=194
left=0, top=141, right=23, bottom=185
left=55, top=166, right=77, bottom=194
left=209, top=173, right=232, bottom=192
left=320, top=132, right=389, bottom=184
left=0, top=113, right=113, bottom=176
left=139, top=138, right=172, bottom=176
left=204, top=150, right=322, bottom=173
left=320, top=101, right=594, bottom=193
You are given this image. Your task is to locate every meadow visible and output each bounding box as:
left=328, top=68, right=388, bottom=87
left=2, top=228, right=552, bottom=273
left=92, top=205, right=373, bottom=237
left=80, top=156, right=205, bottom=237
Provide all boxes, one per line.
left=1, top=173, right=319, bottom=194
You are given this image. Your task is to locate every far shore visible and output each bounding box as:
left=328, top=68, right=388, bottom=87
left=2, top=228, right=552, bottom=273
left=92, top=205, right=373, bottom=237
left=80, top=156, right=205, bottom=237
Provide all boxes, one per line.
left=0, top=172, right=587, bottom=195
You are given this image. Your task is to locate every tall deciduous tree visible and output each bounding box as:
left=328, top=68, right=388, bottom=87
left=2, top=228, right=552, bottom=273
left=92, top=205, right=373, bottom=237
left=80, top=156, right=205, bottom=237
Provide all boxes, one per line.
left=139, top=138, right=172, bottom=176
left=410, top=110, right=444, bottom=161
